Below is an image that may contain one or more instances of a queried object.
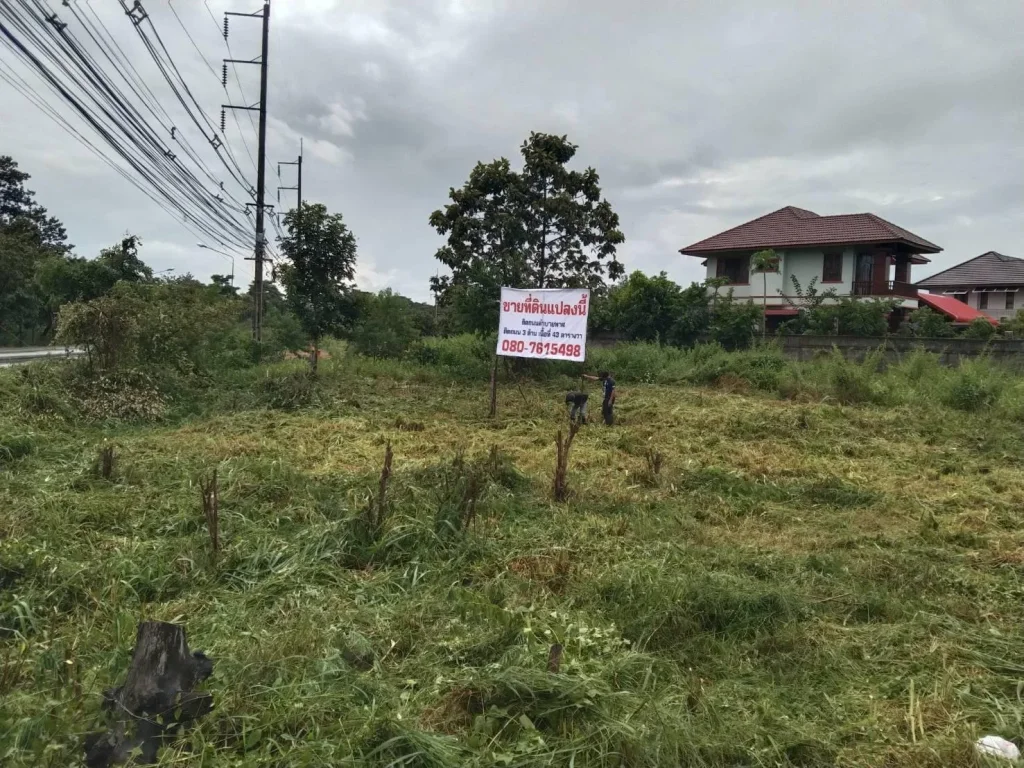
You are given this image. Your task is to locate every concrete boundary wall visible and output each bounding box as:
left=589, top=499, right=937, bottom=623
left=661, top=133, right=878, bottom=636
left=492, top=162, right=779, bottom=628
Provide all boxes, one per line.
left=777, top=335, right=1024, bottom=365
left=587, top=334, right=1024, bottom=366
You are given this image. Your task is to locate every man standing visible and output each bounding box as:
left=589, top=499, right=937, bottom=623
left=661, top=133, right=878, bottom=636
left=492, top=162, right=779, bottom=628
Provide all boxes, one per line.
left=583, top=370, right=615, bottom=425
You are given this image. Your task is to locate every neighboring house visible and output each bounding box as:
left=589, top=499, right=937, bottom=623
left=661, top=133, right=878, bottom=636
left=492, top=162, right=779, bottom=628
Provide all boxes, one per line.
left=914, top=251, right=1024, bottom=322
left=680, top=206, right=941, bottom=310
left=677, top=205, right=994, bottom=327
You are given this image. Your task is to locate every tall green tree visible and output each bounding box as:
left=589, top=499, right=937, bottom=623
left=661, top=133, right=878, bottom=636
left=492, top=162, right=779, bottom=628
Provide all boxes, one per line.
left=429, top=133, right=625, bottom=334
left=0, top=155, right=70, bottom=253
left=277, top=202, right=358, bottom=371
left=0, top=156, right=72, bottom=343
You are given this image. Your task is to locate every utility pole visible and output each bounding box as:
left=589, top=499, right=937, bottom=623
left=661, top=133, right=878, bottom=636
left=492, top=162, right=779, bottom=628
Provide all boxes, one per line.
left=222, top=2, right=270, bottom=343
left=277, top=137, right=303, bottom=236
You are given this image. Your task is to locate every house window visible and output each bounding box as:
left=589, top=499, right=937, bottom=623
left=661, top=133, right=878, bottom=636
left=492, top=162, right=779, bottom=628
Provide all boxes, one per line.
left=1007, top=292, right=1016, bottom=311
left=822, top=252, right=843, bottom=283
left=950, top=292, right=967, bottom=304
left=716, top=256, right=749, bottom=285
left=979, top=292, right=989, bottom=310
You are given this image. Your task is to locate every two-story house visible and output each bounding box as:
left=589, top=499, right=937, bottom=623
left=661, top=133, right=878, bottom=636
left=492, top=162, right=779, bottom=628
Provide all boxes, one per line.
left=679, top=206, right=943, bottom=324
left=915, top=251, right=1024, bottom=323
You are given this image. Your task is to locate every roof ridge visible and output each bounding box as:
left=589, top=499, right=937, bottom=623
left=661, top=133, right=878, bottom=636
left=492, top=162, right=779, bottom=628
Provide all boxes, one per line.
left=915, top=251, right=1010, bottom=284
left=863, top=212, right=941, bottom=251
left=991, top=251, right=1022, bottom=262
left=678, top=206, right=807, bottom=253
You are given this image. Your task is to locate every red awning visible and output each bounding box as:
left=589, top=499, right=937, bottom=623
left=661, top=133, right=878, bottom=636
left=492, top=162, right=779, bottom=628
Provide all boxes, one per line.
left=764, top=308, right=800, bottom=317
left=917, top=292, right=997, bottom=325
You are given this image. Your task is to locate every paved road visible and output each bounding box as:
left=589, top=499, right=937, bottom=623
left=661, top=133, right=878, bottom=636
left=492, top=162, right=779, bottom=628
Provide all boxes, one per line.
left=0, top=347, right=84, bottom=367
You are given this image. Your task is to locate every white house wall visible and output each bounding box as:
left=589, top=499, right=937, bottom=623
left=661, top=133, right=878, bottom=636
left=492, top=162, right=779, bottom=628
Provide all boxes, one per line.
left=964, top=289, right=1021, bottom=322
left=783, top=248, right=856, bottom=298
left=706, top=249, right=856, bottom=302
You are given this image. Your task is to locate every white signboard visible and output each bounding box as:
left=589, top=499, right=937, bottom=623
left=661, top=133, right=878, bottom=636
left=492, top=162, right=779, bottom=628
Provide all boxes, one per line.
left=497, top=287, right=590, bottom=362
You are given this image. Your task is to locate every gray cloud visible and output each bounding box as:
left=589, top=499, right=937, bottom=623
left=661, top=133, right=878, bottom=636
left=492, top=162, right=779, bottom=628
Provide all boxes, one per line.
left=1, top=0, right=1022, bottom=299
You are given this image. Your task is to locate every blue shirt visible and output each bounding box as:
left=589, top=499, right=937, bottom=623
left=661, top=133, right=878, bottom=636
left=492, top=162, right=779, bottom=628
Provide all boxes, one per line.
left=603, top=377, right=615, bottom=403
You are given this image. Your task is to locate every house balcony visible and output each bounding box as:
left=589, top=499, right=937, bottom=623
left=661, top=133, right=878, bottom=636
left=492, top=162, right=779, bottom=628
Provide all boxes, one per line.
left=852, top=280, right=918, bottom=299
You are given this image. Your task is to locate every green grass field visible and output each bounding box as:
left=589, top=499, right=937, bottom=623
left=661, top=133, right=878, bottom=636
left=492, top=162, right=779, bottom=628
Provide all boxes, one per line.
left=4, top=355, right=1024, bottom=766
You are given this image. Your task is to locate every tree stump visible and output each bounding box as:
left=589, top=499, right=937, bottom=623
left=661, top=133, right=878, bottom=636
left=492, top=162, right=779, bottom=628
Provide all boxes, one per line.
left=84, top=621, right=214, bottom=767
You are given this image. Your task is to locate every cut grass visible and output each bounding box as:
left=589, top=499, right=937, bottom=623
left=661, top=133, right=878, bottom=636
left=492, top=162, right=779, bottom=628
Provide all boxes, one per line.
left=3, top=357, right=1024, bottom=765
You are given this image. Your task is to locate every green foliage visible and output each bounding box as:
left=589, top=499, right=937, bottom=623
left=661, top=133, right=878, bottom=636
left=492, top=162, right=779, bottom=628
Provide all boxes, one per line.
left=824, top=349, right=888, bottom=405
left=277, top=202, right=358, bottom=361
left=804, top=297, right=899, bottom=337
left=604, top=271, right=711, bottom=346
left=0, top=157, right=72, bottom=343
left=0, top=155, right=69, bottom=253
left=350, top=290, right=422, bottom=359
left=750, top=249, right=779, bottom=336
left=430, top=133, right=624, bottom=334
left=709, top=293, right=761, bottom=349
left=0, top=433, right=34, bottom=464
left=942, top=362, right=1003, bottom=412
left=1001, top=310, right=1024, bottom=337
left=961, top=317, right=997, bottom=340
left=259, top=368, right=320, bottom=410
left=7, top=362, right=1024, bottom=766
left=409, top=334, right=494, bottom=379
left=903, top=307, right=956, bottom=338
left=55, top=280, right=242, bottom=374
left=781, top=275, right=838, bottom=311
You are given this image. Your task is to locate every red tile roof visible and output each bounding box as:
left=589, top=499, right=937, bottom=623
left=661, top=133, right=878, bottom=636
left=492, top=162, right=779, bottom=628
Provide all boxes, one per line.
left=680, top=206, right=942, bottom=258
left=917, top=292, right=997, bottom=325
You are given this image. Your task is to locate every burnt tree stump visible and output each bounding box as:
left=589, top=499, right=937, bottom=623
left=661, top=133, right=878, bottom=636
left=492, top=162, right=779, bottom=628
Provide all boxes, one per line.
left=84, top=621, right=214, bottom=767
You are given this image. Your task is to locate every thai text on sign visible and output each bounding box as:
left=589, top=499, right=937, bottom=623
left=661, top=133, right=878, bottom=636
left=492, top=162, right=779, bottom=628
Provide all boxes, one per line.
left=496, top=287, right=589, bottom=362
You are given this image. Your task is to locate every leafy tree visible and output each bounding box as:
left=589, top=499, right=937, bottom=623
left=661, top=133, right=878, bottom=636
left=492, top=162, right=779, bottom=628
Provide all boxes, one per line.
left=430, top=133, right=624, bottom=334
left=606, top=271, right=683, bottom=343
left=277, top=202, right=358, bottom=371
left=750, top=249, right=779, bottom=338
left=0, top=155, right=70, bottom=253
left=350, top=290, right=421, bottom=358
left=0, top=231, right=48, bottom=344
left=603, top=271, right=713, bottom=347
left=0, top=156, right=73, bottom=343
left=210, top=275, right=238, bottom=297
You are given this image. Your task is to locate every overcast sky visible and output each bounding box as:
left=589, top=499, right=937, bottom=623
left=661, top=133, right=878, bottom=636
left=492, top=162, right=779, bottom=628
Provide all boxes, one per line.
left=2, top=0, right=1022, bottom=300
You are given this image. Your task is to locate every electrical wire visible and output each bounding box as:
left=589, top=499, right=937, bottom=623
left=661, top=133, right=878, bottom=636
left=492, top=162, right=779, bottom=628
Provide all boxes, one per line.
left=0, top=1, right=252, bottom=249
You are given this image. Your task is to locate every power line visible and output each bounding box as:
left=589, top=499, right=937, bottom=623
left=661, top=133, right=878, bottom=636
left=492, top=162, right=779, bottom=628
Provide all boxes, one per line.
left=0, top=1, right=252, bottom=249
left=64, top=0, right=250, bottom=214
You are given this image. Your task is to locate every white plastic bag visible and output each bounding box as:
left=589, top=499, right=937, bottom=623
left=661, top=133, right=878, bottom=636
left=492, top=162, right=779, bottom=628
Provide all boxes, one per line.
left=975, top=735, right=1020, bottom=761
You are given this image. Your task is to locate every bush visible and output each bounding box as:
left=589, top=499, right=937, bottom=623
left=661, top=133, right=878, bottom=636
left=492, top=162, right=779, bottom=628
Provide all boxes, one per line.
left=903, top=307, right=955, bottom=338
left=408, top=334, right=494, bottom=379
left=56, top=280, right=242, bottom=374
left=815, top=349, right=891, bottom=405
left=349, top=290, right=421, bottom=359
left=961, top=317, right=997, bottom=340
left=259, top=368, right=320, bottom=410
left=588, top=342, right=687, bottom=384
left=942, top=363, right=1002, bottom=412
left=710, top=296, right=760, bottom=349
left=806, top=298, right=899, bottom=337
